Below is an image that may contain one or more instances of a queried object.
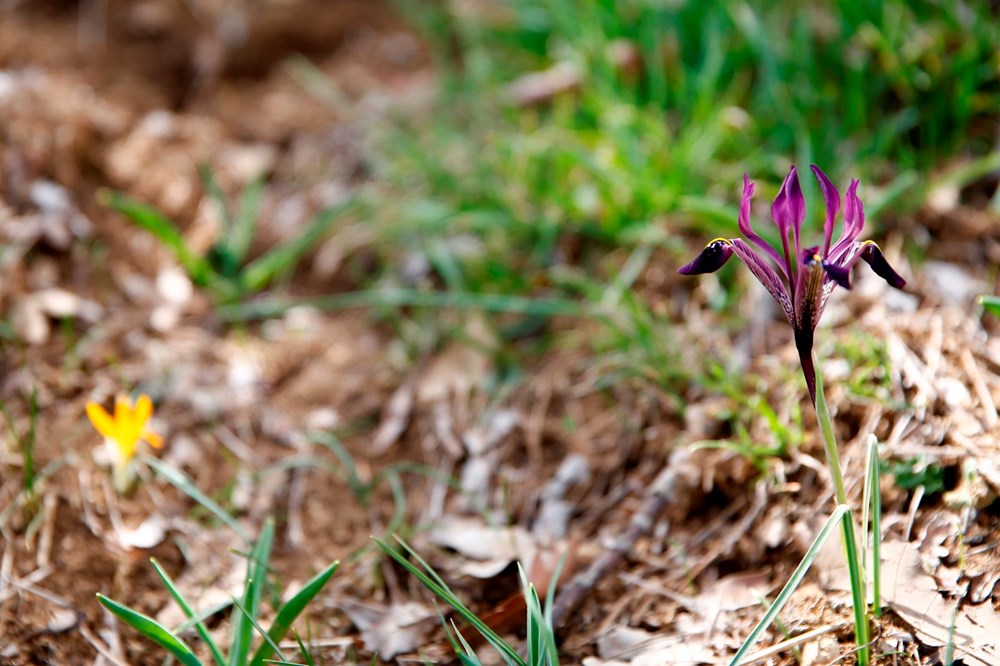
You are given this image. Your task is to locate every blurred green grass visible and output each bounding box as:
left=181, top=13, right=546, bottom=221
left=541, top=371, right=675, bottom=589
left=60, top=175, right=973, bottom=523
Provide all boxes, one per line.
left=270, top=1, right=1000, bottom=393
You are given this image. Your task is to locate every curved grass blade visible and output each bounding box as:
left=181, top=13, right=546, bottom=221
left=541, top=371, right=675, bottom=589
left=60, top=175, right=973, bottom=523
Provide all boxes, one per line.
left=142, top=455, right=249, bottom=543
left=97, top=593, right=203, bottom=666
left=101, top=190, right=213, bottom=286
left=242, top=199, right=358, bottom=291
left=729, top=504, right=848, bottom=666
left=249, top=560, right=339, bottom=666
left=374, top=537, right=526, bottom=666
left=151, top=558, right=227, bottom=666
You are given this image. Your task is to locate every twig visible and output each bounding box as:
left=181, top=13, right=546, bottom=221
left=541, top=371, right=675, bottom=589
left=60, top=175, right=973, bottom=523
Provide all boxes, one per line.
left=740, top=622, right=848, bottom=664
left=552, top=453, right=697, bottom=626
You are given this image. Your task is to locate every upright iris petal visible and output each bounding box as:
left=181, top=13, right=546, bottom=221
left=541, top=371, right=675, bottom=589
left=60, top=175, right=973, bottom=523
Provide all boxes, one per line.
left=678, top=165, right=906, bottom=402
left=810, top=166, right=841, bottom=256
left=770, top=167, right=806, bottom=285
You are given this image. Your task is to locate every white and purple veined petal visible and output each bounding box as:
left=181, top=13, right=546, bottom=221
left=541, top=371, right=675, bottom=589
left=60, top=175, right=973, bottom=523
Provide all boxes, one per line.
left=738, top=174, right=786, bottom=275
left=729, top=239, right=796, bottom=326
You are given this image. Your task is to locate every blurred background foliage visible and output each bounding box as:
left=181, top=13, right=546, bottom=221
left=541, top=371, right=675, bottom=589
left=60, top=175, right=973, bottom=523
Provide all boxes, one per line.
left=334, top=0, right=997, bottom=387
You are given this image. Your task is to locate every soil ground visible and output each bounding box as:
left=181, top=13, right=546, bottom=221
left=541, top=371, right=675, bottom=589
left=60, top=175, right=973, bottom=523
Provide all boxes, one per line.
left=1, top=2, right=999, bottom=665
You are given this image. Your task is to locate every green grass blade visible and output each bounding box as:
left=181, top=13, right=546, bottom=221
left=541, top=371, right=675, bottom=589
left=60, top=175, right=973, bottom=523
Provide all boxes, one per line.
left=151, top=558, right=227, bottom=666
left=231, top=593, right=287, bottom=665
left=142, top=455, right=249, bottom=543
left=242, top=199, right=358, bottom=291
left=292, top=630, right=317, bottom=666
left=230, top=177, right=266, bottom=267
left=979, top=295, right=1000, bottom=317
left=249, top=561, right=339, bottom=666
left=869, top=439, right=882, bottom=618
left=101, top=190, right=213, bottom=286
left=374, top=537, right=526, bottom=666
left=217, top=289, right=592, bottom=323
left=729, top=504, right=849, bottom=666
left=230, top=518, right=276, bottom=666
left=174, top=600, right=233, bottom=634
left=96, top=593, right=203, bottom=666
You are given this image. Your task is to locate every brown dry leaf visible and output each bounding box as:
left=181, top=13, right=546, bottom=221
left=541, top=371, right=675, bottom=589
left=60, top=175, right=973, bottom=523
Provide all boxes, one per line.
left=340, top=599, right=436, bottom=660
left=881, top=539, right=1000, bottom=666
left=427, top=516, right=537, bottom=579
left=592, top=625, right=714, bottom=665
left=371, top=381, right=414, bottom=454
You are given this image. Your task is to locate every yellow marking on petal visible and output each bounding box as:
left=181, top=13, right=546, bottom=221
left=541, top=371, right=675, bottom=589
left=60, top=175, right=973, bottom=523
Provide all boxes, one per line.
left=86, top=402, right=118, bottom=440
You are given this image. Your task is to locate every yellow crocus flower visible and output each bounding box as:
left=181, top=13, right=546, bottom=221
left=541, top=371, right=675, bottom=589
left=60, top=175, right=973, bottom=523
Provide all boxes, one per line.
left=86, top=394, right=163, bottom=492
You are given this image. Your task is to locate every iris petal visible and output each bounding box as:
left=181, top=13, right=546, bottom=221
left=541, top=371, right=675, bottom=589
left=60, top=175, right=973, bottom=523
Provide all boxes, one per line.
left=729, top=239, right=795, bottom=325
left=678, top=239, right=734, bottom=275
left=810, top=165, right=841, bottom=256
left=771, top=167, right=804, bottom=283
left=822, top=261, right=852, bottom=289
left=860, top=242, right=906, bottom=288
left=737, top=174, right=786, bottom=272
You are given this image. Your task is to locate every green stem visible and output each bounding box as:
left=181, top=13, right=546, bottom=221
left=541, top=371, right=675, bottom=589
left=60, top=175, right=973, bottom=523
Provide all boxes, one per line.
left=813, top=356, right=871, bottom=665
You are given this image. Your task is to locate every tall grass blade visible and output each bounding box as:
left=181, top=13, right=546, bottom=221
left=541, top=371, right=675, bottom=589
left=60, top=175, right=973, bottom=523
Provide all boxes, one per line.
left=96, top=593, right=203, bottom=666
left=142, top=455, right=249, bottom=543
left=151, top=558, right=227, bottom=666
left=230, top=177, right=266, bottom=267
left=230, top=518, right=276, bottom=666
left=868, top=438, right=882, bottom=618
left=374, top=537, right=526, bottom=666
left=230, top=593, right=287, bottom=664
left=729, top=504, right=848, bottom=666
left=248, top=560, right=339, bottom=666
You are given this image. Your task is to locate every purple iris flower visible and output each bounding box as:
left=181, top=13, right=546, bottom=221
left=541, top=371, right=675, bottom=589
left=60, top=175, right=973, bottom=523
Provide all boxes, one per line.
left=679, top=165, right=906, bottom=401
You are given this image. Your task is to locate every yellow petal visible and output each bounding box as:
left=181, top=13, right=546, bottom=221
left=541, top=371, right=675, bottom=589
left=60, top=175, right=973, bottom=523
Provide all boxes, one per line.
left=144, top=429, right=164, bottom=449
left=134, top=394, right=153, bottom=425
left=114, top=395, right=130, bottom=428
left=113, top=396, right=141, bottom=460
left=86, top=402, right=118, bottom=440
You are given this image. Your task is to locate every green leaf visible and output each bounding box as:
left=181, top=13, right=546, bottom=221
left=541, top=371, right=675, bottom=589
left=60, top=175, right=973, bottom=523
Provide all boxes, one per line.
left=230, top=518, right=276, bottom=666
left=97, top=594, right=203, bottom=666
left=151, top=558, right=227, bottom=666
left=249, top=561, right=339, bottom=666
left=229, top=177, right=267, bottom=268
left=231, top=594, right=287, bottom=665
left=101, top=190, right=213, bottom=286
left=729, top=505, right=849, bottom=666
left=979, top=295, right=1000, bottom=318
left=242, top=199, right=358, bottom=291
left=374, top=537, right=526, bottom=666
left=142, top=456, right=250, bottom=543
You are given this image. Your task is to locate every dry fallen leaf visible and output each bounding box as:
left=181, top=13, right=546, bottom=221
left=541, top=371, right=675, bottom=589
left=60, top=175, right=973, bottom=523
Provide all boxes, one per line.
left=427, top=516, right=537, bottom=579
left=881, top=539, right=1000, bottom=666
left=340, top=599, right=435, bottom=660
